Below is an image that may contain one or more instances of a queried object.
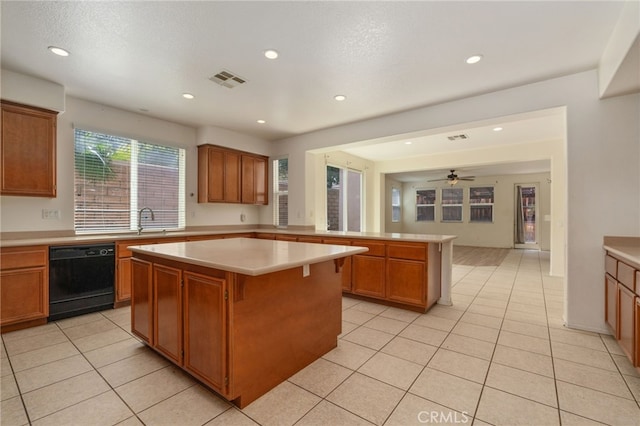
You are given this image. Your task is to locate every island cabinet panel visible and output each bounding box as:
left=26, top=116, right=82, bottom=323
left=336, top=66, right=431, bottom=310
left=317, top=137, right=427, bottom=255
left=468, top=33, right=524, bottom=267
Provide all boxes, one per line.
left=131, top=258, right=153, bottom=344
left=636, top=297, right=640, bottom=367
left=618, top=283, right=635, bottom=361
left=605, top=274, right=618, bottom=336
left=0, top=245, right=49, bottom=331
left=183, top=272, right=227, bottom=393
left=1, top=101, right=57, bottom=197
left=153, top=264, right=183, bottom=364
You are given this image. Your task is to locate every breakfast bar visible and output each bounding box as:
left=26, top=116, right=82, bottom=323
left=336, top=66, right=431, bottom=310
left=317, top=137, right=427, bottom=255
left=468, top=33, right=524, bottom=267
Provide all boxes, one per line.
left=128, top=237, right=367, bottom=408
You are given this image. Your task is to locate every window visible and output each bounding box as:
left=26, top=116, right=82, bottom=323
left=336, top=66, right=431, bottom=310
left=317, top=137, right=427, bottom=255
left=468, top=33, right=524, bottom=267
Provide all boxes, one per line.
left=391, top=187, right=401, bottom=222
left=441, top=187, right=463, bottom=222
left=74, top=128, right=185, bottom=233
left=469, top=186, right=494, bottom=222
left=327, top=165, right=362, bottom=232
left=274, top=158, right=288, bottom=227
left=416, top=189, right=436, bottom=221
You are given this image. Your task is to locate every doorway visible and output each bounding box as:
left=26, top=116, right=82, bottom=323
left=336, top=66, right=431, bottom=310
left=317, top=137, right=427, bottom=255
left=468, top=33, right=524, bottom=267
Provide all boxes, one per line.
left=515, top=184, right=539, bottom=249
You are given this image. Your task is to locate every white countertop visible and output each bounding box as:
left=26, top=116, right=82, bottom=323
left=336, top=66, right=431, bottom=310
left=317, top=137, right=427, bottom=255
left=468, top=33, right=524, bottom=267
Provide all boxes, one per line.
left=604, top=236, right=640, bottom=269
left=129, top=237, right=369, bottom=276
left=0, top=228, right=456, bottom=247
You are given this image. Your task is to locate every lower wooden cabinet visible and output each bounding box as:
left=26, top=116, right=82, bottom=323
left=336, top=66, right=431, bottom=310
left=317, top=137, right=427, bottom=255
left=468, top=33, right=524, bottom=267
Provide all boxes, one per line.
left=131, top=257, right=228, bottom=395
left=352, top=255, right=386, bottom=298
left=183, top=271, right=227, bottom=390
left=131, top=258, right=153, bottom=344
left=618, top=283, right=635, bottom=360
left=605, top=274, right=618, bottom=335
left=0, top=245, right=49, bottom=329
left=153, top=264, right=182, bottom=364
left=387, top=258, right=425, bottom=305
left=636, top=297, right=640, bottom=367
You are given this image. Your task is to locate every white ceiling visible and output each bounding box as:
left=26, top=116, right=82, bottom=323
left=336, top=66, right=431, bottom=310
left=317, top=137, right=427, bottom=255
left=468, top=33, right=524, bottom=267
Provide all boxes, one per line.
left=0, top=0, right=628, bottom=143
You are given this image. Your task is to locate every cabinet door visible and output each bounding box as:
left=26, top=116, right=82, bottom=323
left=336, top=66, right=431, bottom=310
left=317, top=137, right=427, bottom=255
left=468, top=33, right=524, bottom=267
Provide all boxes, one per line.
left=387, top=259, right=426, bottom=306
left=224, top=151, right=241, bottom=203
left=635, top=297, right=640, bottom=367
left=153, top=264, right=183, bottom=364
left=253, top=156, right=267, bottom=205
left=618, top=284, right=635, bottom=361
left=205, top=148, right=225, bottom=202
left=116, top=258, right=132, bottom=302
left=131, top=258, right=153, bottom=344
left=605, top=275, right=617, bottom=335
left=183, top=271, right=227, bottom=393
left=1, top=101, right=57, bottom=197
left=241, top=155, right=256, bottom=204
left=352, top=255, right=385, bottom=298
left=0, top=267, right=48, bottom=325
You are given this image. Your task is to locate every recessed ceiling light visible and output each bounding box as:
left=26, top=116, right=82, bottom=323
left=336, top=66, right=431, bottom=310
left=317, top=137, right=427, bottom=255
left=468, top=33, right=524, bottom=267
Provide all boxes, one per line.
left=334, top=95, right=346, bottom=101
left=493, top=127, right=503, bottom=132
left=182, top=93, right=195, bottom=99
left=257, top=119, right=266, bottom=124
left=48, top=46, right=69, bottom=57
left=404, top=141, right=413, bottom=145
left=465, top=54, right=483, bottom=64
left=264, top=50, right=279, bottom=59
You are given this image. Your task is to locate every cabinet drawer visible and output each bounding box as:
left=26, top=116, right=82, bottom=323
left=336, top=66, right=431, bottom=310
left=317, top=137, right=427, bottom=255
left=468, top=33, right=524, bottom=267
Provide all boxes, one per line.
left=297, top=236, right=323, bottom=243
left=605, top=255, right=617, bottom=277
left=387, top=243, right=427, bottom=261
left=351, top=240, right=385, bottom=257
left=255, top=233, right=276, bottom=240
left=322, top=238, right=351, bottom=246
left=617, top=261, right=636, bottom=291
left=0, top=246, right=47, bottom=269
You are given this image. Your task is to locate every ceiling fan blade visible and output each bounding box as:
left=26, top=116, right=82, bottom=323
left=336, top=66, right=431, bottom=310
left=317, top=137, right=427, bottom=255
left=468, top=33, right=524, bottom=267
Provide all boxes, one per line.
left=427, top=178, right=449, bottom=182
left=459, top=177, right=475, bottom=181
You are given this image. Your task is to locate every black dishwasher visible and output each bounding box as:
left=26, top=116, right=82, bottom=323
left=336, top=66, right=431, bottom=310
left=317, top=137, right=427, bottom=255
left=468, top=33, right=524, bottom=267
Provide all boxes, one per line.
left=49, top=243, right=115, bottom=321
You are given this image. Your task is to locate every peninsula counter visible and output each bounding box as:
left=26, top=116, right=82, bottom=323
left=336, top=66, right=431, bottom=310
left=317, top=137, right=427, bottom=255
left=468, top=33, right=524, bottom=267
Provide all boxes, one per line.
left=129, top=238, right=367, bottom=408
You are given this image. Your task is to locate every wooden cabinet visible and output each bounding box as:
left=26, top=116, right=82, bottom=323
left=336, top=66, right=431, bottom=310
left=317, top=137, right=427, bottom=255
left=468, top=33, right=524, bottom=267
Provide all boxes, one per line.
left=351, top=240, right=386, bottom=298
left=131, top=254, right=229, bottom=396
left=153, top=264, right=183, bottom=364
left=241, top=155, right=268, bottom=204
left=618, top=283, right=635, bottom=360
left=183, top=271, right=227, bottom=391
left=604, top=250, right=639, bottom=372
left=116, top=237, right=183, bottom=305
left=1, top=101, right=57, bottom=197
left=0, top=246, right=49, bottom=330
left=605, top=273, right=618, bottom=335
left=131, top=258, right=153, bottom=344
left=198, top=144, right=267, bottom=205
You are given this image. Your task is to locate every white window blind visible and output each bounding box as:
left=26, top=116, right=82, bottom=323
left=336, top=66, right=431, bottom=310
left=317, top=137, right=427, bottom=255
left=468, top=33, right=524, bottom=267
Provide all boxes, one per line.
left=74, top=128, right=185, bottom=233
left=273, top=158, right=288, bottom=227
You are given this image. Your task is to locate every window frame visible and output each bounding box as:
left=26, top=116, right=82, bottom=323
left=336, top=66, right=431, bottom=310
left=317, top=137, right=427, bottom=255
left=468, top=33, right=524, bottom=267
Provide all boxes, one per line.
left=416, top=188, right=436, bottom=222
left=441, top=187, right=464, bottom=222
left=73, top=127, right=185, bottom=234
left=469, top=186, right=495, bottom=223
left=273, top=157, right=289, bottom=228
left=391, top=186, right=401, bottom=223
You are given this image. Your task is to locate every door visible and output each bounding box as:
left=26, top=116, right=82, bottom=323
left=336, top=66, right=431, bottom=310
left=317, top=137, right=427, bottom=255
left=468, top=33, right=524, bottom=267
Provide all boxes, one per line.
left=514, top=184, right=539, bottom=249
left=326, top=165, right=362, bottom=232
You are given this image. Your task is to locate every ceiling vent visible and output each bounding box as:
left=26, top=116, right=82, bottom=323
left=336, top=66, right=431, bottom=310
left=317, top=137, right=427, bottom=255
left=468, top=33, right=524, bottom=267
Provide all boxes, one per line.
left=447, top=134, right=469, bottom=141
left=209, top=69, right=247, bottom=89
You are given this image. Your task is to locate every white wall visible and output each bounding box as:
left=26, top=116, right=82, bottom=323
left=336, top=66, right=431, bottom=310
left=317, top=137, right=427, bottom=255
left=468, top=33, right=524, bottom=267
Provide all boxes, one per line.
left=272, top=70, right=640, bottom=333
left=396, top=172, right=551, bottom=250
left=0, top=95, right=272, bottom=232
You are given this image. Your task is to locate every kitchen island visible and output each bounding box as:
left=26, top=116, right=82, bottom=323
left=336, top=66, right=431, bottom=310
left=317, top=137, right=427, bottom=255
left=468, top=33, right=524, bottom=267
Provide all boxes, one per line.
left=128, top=237, right=367, bottom=408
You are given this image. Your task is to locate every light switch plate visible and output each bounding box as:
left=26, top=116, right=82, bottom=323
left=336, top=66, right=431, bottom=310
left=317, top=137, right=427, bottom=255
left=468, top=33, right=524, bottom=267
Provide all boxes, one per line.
left=42, top=209, right=60, bottom=220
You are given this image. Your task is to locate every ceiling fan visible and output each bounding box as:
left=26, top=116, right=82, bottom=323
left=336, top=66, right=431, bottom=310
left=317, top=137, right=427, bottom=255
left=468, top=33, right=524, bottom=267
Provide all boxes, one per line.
left=428, top=169, right=475, bottom=185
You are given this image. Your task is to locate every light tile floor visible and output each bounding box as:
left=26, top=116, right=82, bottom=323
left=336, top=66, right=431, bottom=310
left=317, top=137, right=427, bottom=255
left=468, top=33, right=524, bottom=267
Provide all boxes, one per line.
left=2, top=250, right=640, bottom=425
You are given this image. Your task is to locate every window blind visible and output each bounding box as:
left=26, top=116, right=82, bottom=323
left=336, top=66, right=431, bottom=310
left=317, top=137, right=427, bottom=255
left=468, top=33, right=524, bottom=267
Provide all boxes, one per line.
left=74, top=128, right=185, bottom=233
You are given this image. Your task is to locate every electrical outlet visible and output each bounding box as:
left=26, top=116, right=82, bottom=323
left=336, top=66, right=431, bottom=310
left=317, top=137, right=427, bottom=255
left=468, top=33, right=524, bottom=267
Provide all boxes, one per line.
left=240, top=213, right=246, bottom=222
left=42, top=209, right=60, bottom=220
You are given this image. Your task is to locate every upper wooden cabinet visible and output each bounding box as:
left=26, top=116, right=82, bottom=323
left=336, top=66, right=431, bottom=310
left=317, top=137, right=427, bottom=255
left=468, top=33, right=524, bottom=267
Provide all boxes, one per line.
left=1, top=101, right=57, bottom=197
left=198, top=144, right=267, bottom=205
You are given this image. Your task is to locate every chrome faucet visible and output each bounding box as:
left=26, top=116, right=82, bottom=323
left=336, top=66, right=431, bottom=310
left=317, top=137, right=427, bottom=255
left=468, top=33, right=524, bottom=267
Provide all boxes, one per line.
left=137, top=207, right=155, bottom=235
